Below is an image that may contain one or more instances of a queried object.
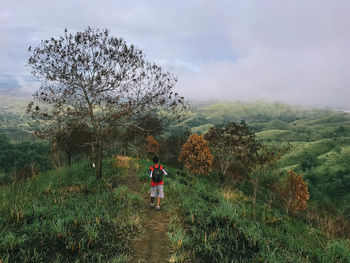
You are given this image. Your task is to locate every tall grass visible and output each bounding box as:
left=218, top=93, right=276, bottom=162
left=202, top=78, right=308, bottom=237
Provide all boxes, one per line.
left=137, top=161, right=350, bottom=263
left=0, top=159, right=144, bottom=262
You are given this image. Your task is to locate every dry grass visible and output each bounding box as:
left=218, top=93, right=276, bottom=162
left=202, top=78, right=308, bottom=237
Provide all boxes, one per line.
left=112, top=155, right=132, bottom=168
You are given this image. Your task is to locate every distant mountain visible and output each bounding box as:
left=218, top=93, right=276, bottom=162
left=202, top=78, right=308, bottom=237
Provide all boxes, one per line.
left=0, top=95, right=31, bottom=115
left=0, top=95, right=34, bottom=141
left=174, top=100, right=341, bottom=134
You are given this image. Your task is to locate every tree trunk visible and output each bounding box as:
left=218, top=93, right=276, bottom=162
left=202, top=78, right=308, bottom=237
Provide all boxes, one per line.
left=96, top=134, right=103, bottom=179
left=67, top=150, right=71, bottom=166
left=125, top=143, right=128, bottom=156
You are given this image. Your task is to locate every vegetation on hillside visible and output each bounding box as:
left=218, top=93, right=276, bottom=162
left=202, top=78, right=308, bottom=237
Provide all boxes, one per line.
left=0, top=159, right=144, bottom=262
left=134, top=162, right=350, bottom=263
left=27, top=27, right=186, bottom=179
left=1, top=95, right=349, bottom=262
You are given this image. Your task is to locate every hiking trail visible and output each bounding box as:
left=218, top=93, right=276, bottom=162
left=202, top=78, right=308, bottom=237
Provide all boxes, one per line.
left=112, top=169, right=172, bottom=263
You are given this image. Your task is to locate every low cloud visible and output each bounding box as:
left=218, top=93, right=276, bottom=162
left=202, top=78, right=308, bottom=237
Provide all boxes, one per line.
left=1, top=0, right=349, bottom=108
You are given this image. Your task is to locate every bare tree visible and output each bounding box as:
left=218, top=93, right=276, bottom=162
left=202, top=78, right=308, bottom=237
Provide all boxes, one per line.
left=27, top=27, right=185, bottom=179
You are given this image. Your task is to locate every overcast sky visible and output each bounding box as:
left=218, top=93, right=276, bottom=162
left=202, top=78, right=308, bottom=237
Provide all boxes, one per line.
left=1, top=0, right=349, bottom=108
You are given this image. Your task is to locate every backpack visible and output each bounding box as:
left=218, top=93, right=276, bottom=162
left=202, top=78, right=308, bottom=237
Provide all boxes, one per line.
left=152, top=165, right=163, bottom=183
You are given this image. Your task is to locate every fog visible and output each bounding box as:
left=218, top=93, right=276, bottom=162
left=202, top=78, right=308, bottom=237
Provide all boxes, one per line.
left=1, top=0, right=349, bottom=108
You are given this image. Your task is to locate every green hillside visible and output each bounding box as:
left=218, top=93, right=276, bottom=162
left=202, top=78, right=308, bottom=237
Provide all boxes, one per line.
left=0, top=95, right=34, bottom=141
left=262, top=119, right=290, bottom=131
left=0, top=97, right=349, bottom=262
left=189, top=100, right=334, bottom=124
left=1, top=97, right=349, bottom=210
left=1, top=159, right=349, bottom=262
left=174, top=100, right=350, bottom=211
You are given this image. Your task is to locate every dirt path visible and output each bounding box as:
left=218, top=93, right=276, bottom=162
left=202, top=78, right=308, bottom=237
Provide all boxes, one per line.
left=112, top=170, right=172, bottom=263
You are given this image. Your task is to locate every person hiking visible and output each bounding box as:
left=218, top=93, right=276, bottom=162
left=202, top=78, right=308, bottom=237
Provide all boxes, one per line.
left=149, top=156, right=167, bottom=211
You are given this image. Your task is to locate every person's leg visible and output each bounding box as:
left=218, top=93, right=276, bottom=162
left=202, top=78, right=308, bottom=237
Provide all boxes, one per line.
left=150, top=186, right=156, bottom=208
left=156, top=185, right=164, bottom=211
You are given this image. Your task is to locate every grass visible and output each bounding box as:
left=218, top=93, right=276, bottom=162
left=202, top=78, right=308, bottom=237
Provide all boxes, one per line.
left=256, top=129, right=295, bottom=141
left=1, top=156, right=349, bottom=262
left=191, top=124, right=215, bottom=134
left=1, top=98, right=350, bottom=261
left=134, top=160, right=350, bottom=263
left=0, top=159, right=144, bottom=262
left=262, top=119, right=290, bottom=131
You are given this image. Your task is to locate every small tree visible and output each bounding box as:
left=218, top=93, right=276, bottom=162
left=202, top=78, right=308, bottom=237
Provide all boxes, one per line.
left=145, top=135, right=159, bottom=157
left=205, top=122, right=261, bottom=182
left=159, top=127, right=191, bottom=167
left=251, top=144, right=290, bottom=219
left=27, top=27, right=185, bottom=179
left=280, top=170, right=310, bottom=214
left=178, top=134, right=213, bottom=175
left=54, top=120, right=93, bottom=166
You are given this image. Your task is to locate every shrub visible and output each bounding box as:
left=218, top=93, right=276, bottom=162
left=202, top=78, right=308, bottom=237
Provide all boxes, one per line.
left=178, top=134, right=213, bottom=175
left=279, top=170, right=310, bottom=214
left=145, top=135, right=159, bottom=156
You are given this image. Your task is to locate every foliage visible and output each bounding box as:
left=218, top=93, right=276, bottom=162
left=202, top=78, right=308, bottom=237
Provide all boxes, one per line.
left=27, top=27, right=185, bottom=179
left=54, top=120, right=94, bottom=165
left=250, top=144, right=290, bottom=218
left=145, top=135, right=159, bottom=156
left=160, top=163, right=350, bottom=263
left=0, top=134, right=52, bottom=178
left=278, top=170, right=310, bottom=214
left=300, top=152, right=319, bottom=171
left=178, top=134, right=213, bottom=175
left=159, top=127, right=191, bottom=168
left=205, top=121, right=261, bottom=181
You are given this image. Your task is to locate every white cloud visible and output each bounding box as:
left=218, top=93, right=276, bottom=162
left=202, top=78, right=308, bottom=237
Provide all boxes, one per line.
left=0, top=0, right=349, bottom=108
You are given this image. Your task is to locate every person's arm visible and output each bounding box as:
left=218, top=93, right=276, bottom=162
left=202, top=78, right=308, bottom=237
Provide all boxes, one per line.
left=149, top=167, right=153, bottom=178
left=161, top=165, right=168, bottom=176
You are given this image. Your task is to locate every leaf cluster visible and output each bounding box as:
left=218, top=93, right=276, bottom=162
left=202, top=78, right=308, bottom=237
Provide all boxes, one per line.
left=27, top=27, right=186, bottom=138
left=278, top=170, right=310, bottom=214
left=145, top=135, right=159, bottom=155
left=205, top=122, right=261, bottom=179
left=178, top=134, right=213, bottom=175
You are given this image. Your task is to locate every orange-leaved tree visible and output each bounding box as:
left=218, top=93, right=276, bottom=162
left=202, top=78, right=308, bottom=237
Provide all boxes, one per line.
left=145, top=135, right=159, bottom=156
left=280, top=170, right=310, bottom=214
left=178, top=134, right=213, bottom=175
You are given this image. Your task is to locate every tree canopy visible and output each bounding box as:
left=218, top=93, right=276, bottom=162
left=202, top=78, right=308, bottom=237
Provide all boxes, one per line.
left=178, top=134, right=213, bottom=175
left=205, top=121, right=261, bottom=181
left=27, top=27, right=185, bottom=178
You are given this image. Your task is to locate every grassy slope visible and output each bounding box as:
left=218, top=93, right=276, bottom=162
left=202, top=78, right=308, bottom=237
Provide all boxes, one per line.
left=133, top=160, right=350, bottom=262
left=0, top=160, right=144, bottom=263
left=189, top=100, right=334, bottom=124
left=182, top=101, right=350, bottom=209
left=0, top=157, right=349, bottom=262
left=134, top=162, right=350, bottom=263
left=188, top=100, right=350, bottom=160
